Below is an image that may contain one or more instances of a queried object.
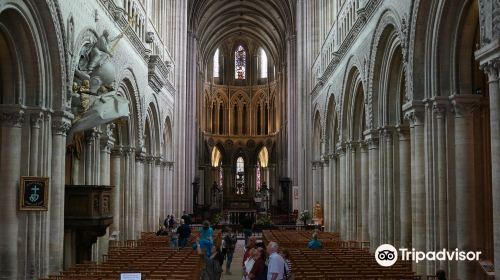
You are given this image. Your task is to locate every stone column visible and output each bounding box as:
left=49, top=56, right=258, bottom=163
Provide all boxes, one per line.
left=451, top=94, right=481, bottom=279
left=100, top=125, right=115, bottom=185
left=27, top=112, right=43, bottom=276
left=337, top=143, right=347, bottom=239
left=404, top=104, right=426, bottom=275
left=347, top=142, right=355, bottom=240
left=475, top=38, right=500, bottom=279
left=49, top=111, right=72, bottom=273
left=384, top=128, right=394, bottom=244
left=154, top=157, right=162, bottom=227
left=134, top=147, right=145, bottom=239
left=330, top=153, right=339, bottom=232
left=144, top=155, right=154, bottom=230
left=0, top=107, right=25, bottom=278
left=360, top=142, right=369, bottom=241
left=432, top=99, right=448, bottom=270
left=110, top=147, right=122, bottom=236
left=322, top=157, right=330, bottom=230
left=397, top=126, right=411, bottom=248
left=122, top=146, right=135, bottom=240
left=367, top=135, right=379, bottom=249
left=312, top=162, right=319, bottom=207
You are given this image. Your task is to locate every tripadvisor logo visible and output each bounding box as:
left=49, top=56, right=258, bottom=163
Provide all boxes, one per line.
left=374, top=244, right=482, bottom=267
left=375, top=244, right=398, bottom=267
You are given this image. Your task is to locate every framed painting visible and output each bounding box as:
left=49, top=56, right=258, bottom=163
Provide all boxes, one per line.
left=19, top=177, right=49, bottom=211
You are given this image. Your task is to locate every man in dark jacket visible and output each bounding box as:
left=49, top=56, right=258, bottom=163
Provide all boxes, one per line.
left=181, top=211, right=192, bottom=225
left=222, top=227, right=237, bottom=275
left=177, top=219, right=191, bottom=248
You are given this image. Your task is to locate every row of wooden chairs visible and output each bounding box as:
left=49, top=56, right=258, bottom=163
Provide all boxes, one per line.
left=39, top=230, right=224, bottom=280
left=287, top=247, right=415, bottom=280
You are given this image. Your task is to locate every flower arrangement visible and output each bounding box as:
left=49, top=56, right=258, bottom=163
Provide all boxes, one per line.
left=256, top=213, right=273, bottom=226
left=298, top=210, right=311, bottom=225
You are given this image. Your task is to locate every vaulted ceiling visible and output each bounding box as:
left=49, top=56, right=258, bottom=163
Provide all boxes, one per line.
left=188, top=0, right=295, bottom=68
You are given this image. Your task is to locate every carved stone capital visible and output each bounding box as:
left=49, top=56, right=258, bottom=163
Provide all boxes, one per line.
left=395, top=125, right=410, bottom=139
left=100, top=136, right=115, bottom=153
left=431, top=97, right=448, bottom=118
left=450, top=94, right=483, bottom=118
left=336, top=142, right=346, bottom=155
left=365, top=137, right=379, bottom=149
left=111, top=146, right=124, bottom=157
left=51, top=111, right=73, bottom=136
left=0, top=105, right=25, bottom=128
left=28, top=110, right=45, bottom=129
left=403, top=109, right=424, bottom=127
left=122, top=146, right=136, bottom=156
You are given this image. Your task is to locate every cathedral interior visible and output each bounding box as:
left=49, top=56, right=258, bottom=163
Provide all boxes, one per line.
left=0, top=0, right=499, bottom=279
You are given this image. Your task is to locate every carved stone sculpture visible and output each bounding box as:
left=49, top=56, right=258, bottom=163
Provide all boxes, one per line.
left=68, top=29, right=129, bottom=142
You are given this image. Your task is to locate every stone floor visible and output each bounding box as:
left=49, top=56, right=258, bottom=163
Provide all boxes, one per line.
left=221, top=239, right=245, bottom=280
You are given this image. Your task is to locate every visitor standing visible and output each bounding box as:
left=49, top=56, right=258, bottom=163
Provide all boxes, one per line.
left=196, top=237, right=223, bottom=280
left=177, top=219, right=191, bottom=248
left=266, top=242, right=285, bottom=280
left=222, top=227, right=237, bottom=275
left=181, top=210, right=192, bottom=225
left=241, top=214, right=254, bottom=245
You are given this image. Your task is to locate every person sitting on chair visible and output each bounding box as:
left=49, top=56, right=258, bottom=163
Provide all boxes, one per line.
left=307, top=232, right=322, bottom=249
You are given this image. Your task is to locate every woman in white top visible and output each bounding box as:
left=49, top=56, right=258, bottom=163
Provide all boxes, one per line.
left=242, top=248, right=256, bottom=280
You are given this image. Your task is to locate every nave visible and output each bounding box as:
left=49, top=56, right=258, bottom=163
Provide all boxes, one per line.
left=42, top=229, right=421, bottom=280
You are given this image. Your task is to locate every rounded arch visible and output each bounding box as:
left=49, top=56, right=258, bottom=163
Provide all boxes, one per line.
left=324, top=92, right=338, bottom=154
left=312, top=110, right=322, bottom=161
left=145, top=101, right=161, bottom=156
left=115, top=68, right=142, bottom=147
left=162, top=116, right=173, bottom=161
left=368, top=10, right=405, bottom=127
left=449, top=0, right=483, bottom=95
left=340, top=65, right=363, bottom=139
left=0, top=1, right=66, bottom=109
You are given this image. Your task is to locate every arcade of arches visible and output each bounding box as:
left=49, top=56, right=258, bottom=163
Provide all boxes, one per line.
left=0, top=0, right=499, bottom=279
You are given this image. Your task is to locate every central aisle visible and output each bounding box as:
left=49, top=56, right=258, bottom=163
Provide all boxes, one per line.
left=221, top=239, right=246, bottom=280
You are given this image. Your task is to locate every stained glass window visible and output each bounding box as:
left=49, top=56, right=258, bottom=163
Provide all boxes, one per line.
left=260, top=48, right=268, bottom=78
left=213, top=48, right=219, bottom=78
left=234, top=45, right=246, bottom=79
left=236, top=156, right=245, bottom=195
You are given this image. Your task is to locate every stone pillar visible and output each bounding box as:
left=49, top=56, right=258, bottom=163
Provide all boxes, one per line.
left=144, top=155, right=154, bottom=230
left=432, top=99, right=448, bottom=270
left=100, top=125, right=115, bottom=185
left=360, top=142, right=369, bottom=241
left=322, top=157, right=330, bottom=230
left=122, top=146, right=135, bottom=240
left=110, top=147, right=122, bottom=236
left=367, top=136, right=379, bottom=249
left=0, top=107, right=25, bottom=279
left=330, top=153, right=339, bottom=232
left=487, top=65, right=500, bottom=280
left=475, top=36, right=500, bottom=279
left=27, top=112, right=43, bottom=276
left=134, top=148, right=145, bottom=239
left=346, top=142, right=355, bottom=240
left=404, top=104, right=426, bottom=275
left=397, top=126, right=411, bottom=248
left=384, top=128, right=394, bottom=244
left=49, top=112, right=72, bottom=273
left=451, top=94, right=481, bottom=279
left=312, top=162, right=319, bottom=207
left=337, top=143, right=347, bottom=239
left=153, top=157, right=161, bottom=228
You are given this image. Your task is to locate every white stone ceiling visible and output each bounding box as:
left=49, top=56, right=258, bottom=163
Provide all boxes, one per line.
left=188, top=0, right=295, bottom=67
